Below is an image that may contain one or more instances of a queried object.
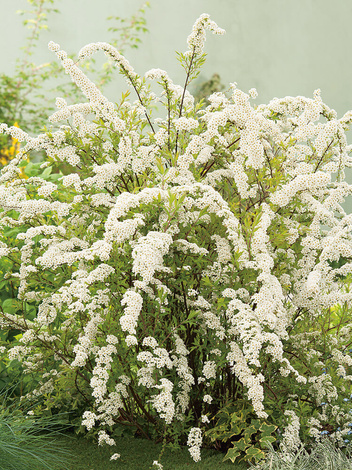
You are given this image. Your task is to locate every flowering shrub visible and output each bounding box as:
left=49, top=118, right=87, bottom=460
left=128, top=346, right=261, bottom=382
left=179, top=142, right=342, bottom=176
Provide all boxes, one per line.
left=0, top=0, right=151, bottom=400
left=1, top=12, right=352, bottom=466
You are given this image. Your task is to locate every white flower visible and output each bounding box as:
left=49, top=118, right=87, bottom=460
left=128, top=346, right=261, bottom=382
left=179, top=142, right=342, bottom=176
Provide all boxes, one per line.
left=202, top=361, right=216, bottom=379
left=152, top=461, right=163, bottom=469
left=106, top=335, right=118, bottom=345
left=280, top=410, right=301, bottom=454
left=203, top=394, right=213, bottom=404
left=125, top=335, right=138, bottom=347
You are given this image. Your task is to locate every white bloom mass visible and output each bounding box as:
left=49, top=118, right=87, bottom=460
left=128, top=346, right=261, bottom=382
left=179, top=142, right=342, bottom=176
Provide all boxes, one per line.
left=1, top=11, right=352, bottom=467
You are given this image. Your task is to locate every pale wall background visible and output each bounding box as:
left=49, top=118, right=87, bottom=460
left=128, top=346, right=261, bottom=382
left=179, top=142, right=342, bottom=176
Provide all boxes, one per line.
left=1, top=0, right=352, bottom=211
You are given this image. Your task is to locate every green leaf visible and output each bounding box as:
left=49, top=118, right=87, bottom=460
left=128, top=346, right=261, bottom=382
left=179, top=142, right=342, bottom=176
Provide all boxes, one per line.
left=250, top=419, right=262, bottom=430
left=230, top=410, right=246, bottom=423
left=222, top=446, right=241, bottom=463
left=245, top=446, right=266, bottom=461
left=228, top=423, right=243, bottom=435
left=46, top=172, right=62, bottom=182
left=0, top=281, right=8, bottom=290
left=218, top=430, right=239, bottom=442
left=42, top=166, right=53, bottom=178
left=2, top=298, right=21, bottom=314
left=260, top=435, right=276, bottom=445
left=24, top=161, right=44, bottom=177
left=186, top=310, right=198, bottom=321
left=244, top=424, right=259, bottom=440
left=259, top=423, right=277, bottom=435
left=231, top=438, right=249, bottom=452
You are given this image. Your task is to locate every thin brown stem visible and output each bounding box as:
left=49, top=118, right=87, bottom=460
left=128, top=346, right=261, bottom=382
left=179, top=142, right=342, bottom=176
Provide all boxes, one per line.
left=175, top=49, right=196, bottom=156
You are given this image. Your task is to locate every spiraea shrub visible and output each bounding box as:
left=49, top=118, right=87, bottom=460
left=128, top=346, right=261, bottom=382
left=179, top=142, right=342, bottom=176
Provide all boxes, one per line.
left=1, top=13, right=352, bottom=466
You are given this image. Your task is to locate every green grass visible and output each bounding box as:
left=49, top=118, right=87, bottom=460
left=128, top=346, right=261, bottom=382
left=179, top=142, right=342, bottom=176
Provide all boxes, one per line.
left=52, top=432, right=247, bottom=470
left=0, top=386, right=72, bottom=470
left=54, top=433, right=352, bottom=470
left=0, top=421, right=72, bottom=470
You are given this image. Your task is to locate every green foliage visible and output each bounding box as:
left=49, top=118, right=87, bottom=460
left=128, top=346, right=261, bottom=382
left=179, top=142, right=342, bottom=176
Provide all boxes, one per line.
left=107, top=3, right=150, bottom=50
left=205, top=401, right=276, bottom=465
left=0, top=76, right=22, bottom=150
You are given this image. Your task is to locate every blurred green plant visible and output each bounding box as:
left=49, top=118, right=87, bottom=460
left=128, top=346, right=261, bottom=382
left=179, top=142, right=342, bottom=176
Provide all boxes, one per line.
left=0, top=383, right=73, bottom=470
left=0, top=0, right=150, bottom=156
left=0, top=1, right=59, bottom=143
left=193, top=73, right=225, bottom=106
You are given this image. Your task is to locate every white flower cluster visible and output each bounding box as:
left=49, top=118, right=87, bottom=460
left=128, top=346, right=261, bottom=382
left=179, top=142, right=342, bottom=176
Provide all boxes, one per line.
left=98, top=430, right=115, bottom=446
left=149, top=378, right=175, bottom=424
left=90, top=343, right=118, bottom=403
left=270, top=172, right=331, bottom=207
left=120, top=290, right=143, bottom=335
left=187, top=14, right=225, bottom=54
left=132, top=232, right=173, bottom=282
left=168, top=333, right=194, bottom=419
left=202, top=361, right=216, bottom=379
left=187, top=427, right=202, bottom=462
left=48, top=41, right=126, bottom=133
left=78, top=42, right=138, bottom=81
left=173, top=117, right=198, bottom=132
left=49, top=102, right=92, bottom=124
left=145, top=68, right=195, bottom=112
left=280, top=410, right=301, bottom=455
left=81, top=410, right=97, bottom=431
